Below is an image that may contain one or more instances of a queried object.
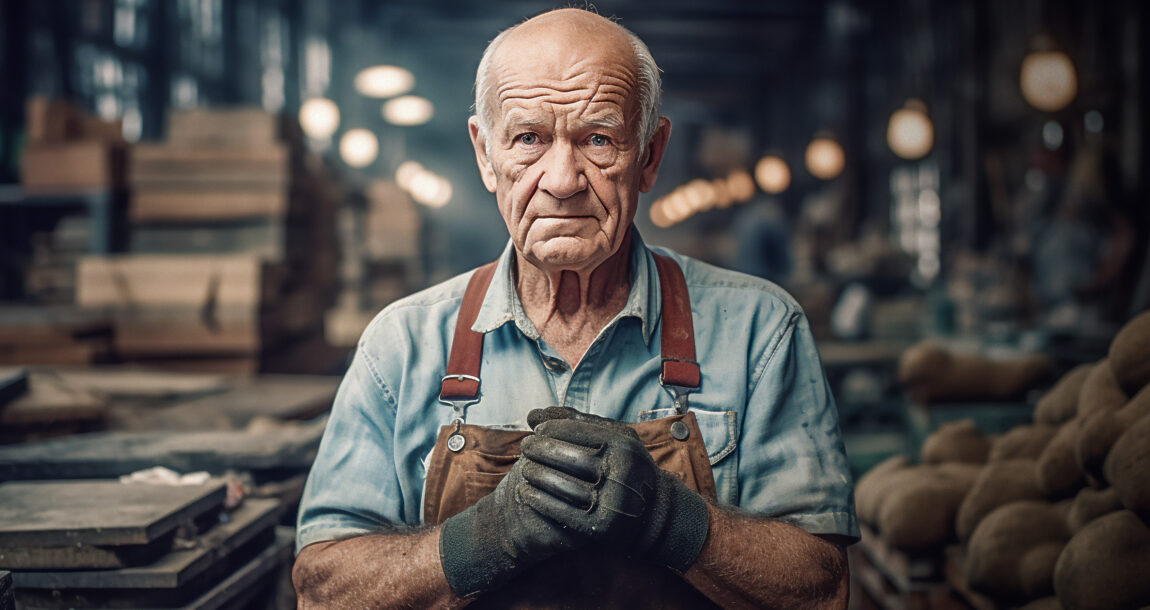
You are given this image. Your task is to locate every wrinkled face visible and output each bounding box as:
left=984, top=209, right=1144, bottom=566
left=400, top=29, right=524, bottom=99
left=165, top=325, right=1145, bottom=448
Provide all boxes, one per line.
left=470, top=23, right=664, bottom=273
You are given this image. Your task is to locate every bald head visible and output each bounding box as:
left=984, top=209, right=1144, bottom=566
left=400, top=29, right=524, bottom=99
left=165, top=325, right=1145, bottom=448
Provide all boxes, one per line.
left=474, top=9, right=662, bottom=154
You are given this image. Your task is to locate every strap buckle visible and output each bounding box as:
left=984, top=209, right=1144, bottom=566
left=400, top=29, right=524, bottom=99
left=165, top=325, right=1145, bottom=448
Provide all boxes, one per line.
left=440, top=373, right=481, bottom=387
left=662, top=384, right=693, bottom=414
left=439, top=374, right=481, bottom=422
left=660, top=358, right=699, bottom=415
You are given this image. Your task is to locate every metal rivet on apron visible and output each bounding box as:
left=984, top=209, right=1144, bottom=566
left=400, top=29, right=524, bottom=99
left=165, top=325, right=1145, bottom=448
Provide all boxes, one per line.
left=447, top=419, right=466, bottom=452
left=670, top=420, right=690, bottom=441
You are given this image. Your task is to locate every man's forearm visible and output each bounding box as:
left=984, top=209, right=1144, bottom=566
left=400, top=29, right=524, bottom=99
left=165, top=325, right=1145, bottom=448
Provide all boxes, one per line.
left=684, top=504, right=850, bottom=610
left=293, top=527, right=466, bottom=609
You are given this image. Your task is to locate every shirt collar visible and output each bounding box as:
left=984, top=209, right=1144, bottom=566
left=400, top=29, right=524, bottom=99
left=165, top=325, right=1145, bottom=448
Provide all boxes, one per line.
left=471, top=230, right=661, bottom=345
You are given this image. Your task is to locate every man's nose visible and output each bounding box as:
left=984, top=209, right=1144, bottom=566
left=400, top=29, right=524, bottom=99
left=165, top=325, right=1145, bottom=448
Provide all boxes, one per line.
left=536, top=140, right=587, bottom=200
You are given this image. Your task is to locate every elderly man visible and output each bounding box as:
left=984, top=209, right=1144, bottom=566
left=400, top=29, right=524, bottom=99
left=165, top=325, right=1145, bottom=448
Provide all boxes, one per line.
left=293, top=8, right=857, bottom=608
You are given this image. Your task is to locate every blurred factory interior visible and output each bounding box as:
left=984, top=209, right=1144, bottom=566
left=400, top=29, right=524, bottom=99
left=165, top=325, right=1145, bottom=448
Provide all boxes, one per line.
left=0, top=0, right=1149, bottom=608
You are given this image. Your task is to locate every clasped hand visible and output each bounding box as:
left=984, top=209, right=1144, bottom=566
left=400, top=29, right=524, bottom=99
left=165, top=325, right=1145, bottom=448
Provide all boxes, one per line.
left=519, top=406, right=658, bottom=548
left=439, top=406, right=709, bottom=598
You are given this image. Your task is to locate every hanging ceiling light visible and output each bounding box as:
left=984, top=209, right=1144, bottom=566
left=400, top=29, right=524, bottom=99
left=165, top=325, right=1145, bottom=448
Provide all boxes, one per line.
left=395, top=160, right=424, bottom=190
left=1020, top=37, right=1077, bottom=112
left=887, top=99, right=934, bottom=160
left=408, top=170, right=452, bottom=207
left=649, top=200, right=674, bottom=228
left=299, top=97, right=340, bottom=140
left=354, top=65, right=415, bottom=98
left=383, top=95, right=434, bottom=126
left=726, top=169, right=756, bottom=203
left=805, top=136, right=845, bottom=180
left=754, top=155, right=791, bottom=194
left=339, top=128, right=378, bottom=168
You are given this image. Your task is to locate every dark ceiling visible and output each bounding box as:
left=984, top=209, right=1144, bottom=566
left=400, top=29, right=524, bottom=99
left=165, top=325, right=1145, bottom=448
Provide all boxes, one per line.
left=338, top=0, right=835, bottom=124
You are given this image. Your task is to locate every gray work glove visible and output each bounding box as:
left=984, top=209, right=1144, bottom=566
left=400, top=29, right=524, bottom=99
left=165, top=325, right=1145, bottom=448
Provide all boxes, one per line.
left=519, top=406, right=711, bottom=574
left=439, top=457, right=585, bottom=598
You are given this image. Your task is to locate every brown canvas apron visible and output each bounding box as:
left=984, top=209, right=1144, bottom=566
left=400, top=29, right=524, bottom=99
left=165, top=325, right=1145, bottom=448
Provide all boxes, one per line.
left=423, top=254, right=722, bottom=609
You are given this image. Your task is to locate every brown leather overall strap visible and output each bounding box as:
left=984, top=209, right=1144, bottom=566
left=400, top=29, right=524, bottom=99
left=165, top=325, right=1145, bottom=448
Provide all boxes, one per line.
left=439, top=262, right=498, bottom=402
left=651, top=253, right=701, bottom=389
left=438, top=253, right=700, bottom=405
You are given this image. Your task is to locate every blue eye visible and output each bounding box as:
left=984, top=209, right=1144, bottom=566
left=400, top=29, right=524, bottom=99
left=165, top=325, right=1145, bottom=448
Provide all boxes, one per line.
left=589, top=134, right=609, bottom=147
left=517, top=133, right=538, bottom=145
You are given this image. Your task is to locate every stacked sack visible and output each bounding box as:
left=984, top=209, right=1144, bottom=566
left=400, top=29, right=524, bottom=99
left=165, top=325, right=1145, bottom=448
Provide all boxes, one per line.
left=855, top=310, right=1150, bottom=610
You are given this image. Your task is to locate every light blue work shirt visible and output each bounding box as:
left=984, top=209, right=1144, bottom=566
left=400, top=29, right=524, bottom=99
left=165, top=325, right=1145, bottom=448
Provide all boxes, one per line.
left=296, top=233, right=859, bottom=552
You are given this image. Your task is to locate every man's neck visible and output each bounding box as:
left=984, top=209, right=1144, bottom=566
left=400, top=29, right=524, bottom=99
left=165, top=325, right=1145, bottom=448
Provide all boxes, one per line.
left=516, top=233, right=634, bottom=367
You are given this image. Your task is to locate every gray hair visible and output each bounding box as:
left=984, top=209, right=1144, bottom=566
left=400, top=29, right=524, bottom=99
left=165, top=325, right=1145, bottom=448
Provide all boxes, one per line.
left=473, top=14, right=662, bottom=157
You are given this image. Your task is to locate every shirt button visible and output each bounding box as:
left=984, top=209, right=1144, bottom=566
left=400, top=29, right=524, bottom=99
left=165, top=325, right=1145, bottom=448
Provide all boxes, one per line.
left=543, top=356, right=567, bottom=372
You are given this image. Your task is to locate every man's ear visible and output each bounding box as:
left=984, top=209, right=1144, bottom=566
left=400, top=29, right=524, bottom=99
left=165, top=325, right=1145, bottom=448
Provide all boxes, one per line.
left=638, top=117, right=672, bottom=193
left=468, top=116, right=498, bottom=193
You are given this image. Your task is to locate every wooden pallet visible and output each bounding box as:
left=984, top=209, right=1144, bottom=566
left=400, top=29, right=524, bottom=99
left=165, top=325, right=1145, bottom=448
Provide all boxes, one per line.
left=0, top=570, right=12, bottom=610
left=851, top=526, right=968, bottom=610
left=0, top=480, right=225, bottom=548
left=0, top=419, right=326, bottom=480
left=944, top=546, right=999, bottom=610
left=12, top=502, right=285, bottom=609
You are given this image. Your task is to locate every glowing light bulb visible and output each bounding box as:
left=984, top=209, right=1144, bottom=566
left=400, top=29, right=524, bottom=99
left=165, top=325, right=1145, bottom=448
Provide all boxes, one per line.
left=887, top=100, right=934, bottom=160
left=1020, top=49, right=1077, bottom=112
left=726, top=169, right=756, bottom=203
left=805, top=137, right=845, bottom=180
left=354, top=65, right=414, bottom=98
left=755, top=156, right=791, bottom=194
left=395, top=161, right=424, bottom=190
left=299, top=97, right=340, bottom=139
left=339, top=128, right=378, bottom=168
left=382, top=95, right=434, bottom=126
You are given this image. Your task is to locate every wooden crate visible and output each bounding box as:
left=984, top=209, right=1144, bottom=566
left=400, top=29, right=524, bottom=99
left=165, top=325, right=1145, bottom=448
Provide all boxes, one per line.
left=365, top=180, right=421, bottom=260
left=77, top=255, right=284, bottom=311
left=167, top=107, right=288, bottom=148
left=130, top=220, right=288, bottom=257
left=0, top=306, right=113, bottom=367
left=130, top=144, right=290, bottom=187
left=24, top=98, right=74, bottom=145
left=76, top=254, right=288, bottom=357
left=25, top=97, right=123, bottom=146
left=20, top=142, right=125, bottom=192
left=128, top=144, right=291, bottom=222
left=130, top=190, right=291, bottom=222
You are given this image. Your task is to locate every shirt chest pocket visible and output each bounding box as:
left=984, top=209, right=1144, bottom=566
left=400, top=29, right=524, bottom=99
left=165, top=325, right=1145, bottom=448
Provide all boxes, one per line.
left=637, top=407, right=738, bottom=504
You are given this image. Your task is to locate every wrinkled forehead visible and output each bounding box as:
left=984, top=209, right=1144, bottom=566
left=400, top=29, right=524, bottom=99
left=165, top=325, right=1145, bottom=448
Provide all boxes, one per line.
left=488, top=28, right=640, bottom=127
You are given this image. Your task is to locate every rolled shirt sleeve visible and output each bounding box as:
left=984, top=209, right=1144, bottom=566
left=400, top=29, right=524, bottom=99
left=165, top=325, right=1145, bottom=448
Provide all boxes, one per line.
left=737, top=309, right=860, bottom=540
left=295, top=344, right=405, bottom=553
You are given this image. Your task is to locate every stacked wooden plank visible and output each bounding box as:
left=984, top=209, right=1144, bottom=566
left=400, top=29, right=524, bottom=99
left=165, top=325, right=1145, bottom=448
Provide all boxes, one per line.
left=0, top=371, right=335, bottom=511
left=0, top=479, right=293, bottom=609
left=325, top=180, right=421, bottom=347
left=0, top=570, right=11, bottom=610
left=20, top=97, right=126, bottom=193
left=75, top=106, right=342, bottom=373
left=76, top=254, right=286, bottom=372
left=0, top=370, right=109, bottom=444
left=0, top=421, right=326, bottom=482
left=24, top=216, right=91, bottom=304
left=0, top=306, right=112, bottom=367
